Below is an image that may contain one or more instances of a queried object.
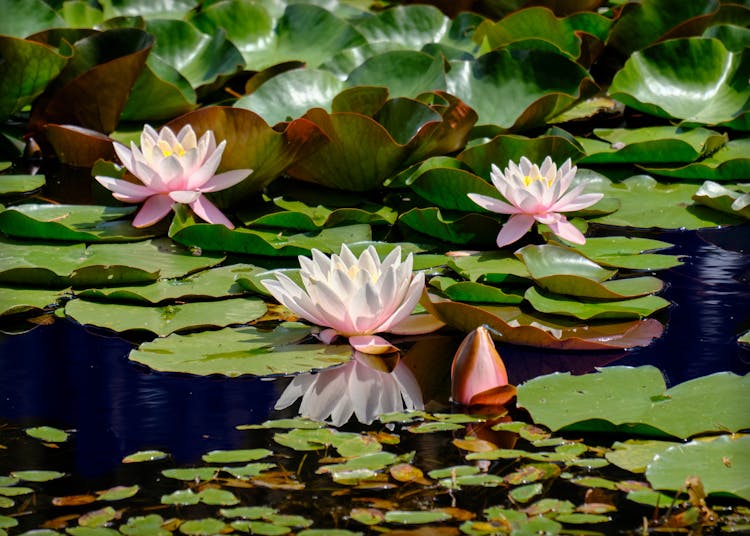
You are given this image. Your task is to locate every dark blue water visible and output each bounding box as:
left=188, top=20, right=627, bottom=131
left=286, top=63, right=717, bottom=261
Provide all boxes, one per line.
left=0, top=226, right=748, bottom=477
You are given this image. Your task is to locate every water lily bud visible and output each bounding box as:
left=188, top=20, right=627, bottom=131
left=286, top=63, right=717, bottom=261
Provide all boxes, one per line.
left=451, top=326, right=512, bottom=406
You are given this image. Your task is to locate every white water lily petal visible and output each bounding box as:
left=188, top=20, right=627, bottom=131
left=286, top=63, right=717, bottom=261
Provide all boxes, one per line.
left=469, top=157, right=601, bottom=247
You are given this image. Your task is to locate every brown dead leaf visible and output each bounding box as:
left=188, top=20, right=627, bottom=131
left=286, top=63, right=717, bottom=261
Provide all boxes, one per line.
left=52, top=494, right=96, bottom=507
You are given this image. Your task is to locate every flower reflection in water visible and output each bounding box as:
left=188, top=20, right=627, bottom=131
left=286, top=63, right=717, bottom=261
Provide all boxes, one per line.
left=274, top=351, right=423, bottom=426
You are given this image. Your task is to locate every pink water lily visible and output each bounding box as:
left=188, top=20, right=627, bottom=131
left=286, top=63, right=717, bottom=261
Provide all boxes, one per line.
left=468, top=157, right=603, bottom=247
left=262, top=245, right=444, bottom=355
left=95, top=124, right=252, bottom=228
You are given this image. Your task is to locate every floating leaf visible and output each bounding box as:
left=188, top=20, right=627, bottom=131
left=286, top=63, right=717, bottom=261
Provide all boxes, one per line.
left=129, top=323, right=353, bottom=376
left=646, top=435, right=750, bottom=501
left=96, top=485, right=139, bottom=501
left=65, top=296, right=265, bottom=336
left=640, top=138, right=750, bottom=180
left=177, top=518, right=227, bottom=535
left=25, top=426, right=68, bottom=443
left=0, top=287, right=63, bottom=316
left=692, top=181, right=750, bottom=219
left=567, top=236, right=683, bottom=270
left=517, top=366, right=750, bottom=438
left=398, top=207, right=500, bottom=246
left=0, top=175, right=45, bottom=196
left=161, top=468, right=218, bottom=482
left=122, top=450, right=169, bottom=463
left=202, top=449, right=272, bottom=464
left=384, top=510, right=452, bottom=524
left=577, top=126, right=726, bottom=164
left=609, top=38, right=750, bottom=129
left=11, top=470, right=65, bottom=482
left=524, top=287, right=670, bottom=320
left=606, top=439, right=681, bottom=473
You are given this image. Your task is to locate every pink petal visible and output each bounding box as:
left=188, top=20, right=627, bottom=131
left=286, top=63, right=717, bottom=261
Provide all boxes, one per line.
left=185, top=142, right=225, bottom=189
left=548, top=217, right=587, bottom=244
left=317, top=328, right=341, bottom=344
left=132, top=194, right=174, bottom=227
left=467, top=193, right=521, bottom=214
left=95, top=176, right=155, bottom=202
left=496, top=214, right=535, bottom=247
left=189, top=195, right=234, bottom=228
left=169, top=190, right=200, bottom=204
left=387, top=313, right=445, bottom=335
left=551, top=191, right=604, bottom=212
left=451, top=326, right=509, bottom=406
left=199, top=168, right=253, bottom=193
left=349, top=335, right=399, bottom=355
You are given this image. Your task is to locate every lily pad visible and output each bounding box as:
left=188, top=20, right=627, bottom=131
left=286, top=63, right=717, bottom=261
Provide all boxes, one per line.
left=646, top=435, right=750, bottom=501
left=431, top=278, right=525, bottom=305
left=0, top=287, right=63, bottom=316
left=447, top=250, right=530, bottom=283
left=605, top=439, right=681, bottom=473
left=0, top=238, right=224, bottom=288
left=0, top=175, right=45, bottom=196
left=524, top=287, right=670, bottom=320
left=577, top=126, right=727, bottom=164
left=583, top=173, right=745, bottom=229
left=129, top=323, right=353, bottom=376
left=692, top=181, right=750, bottom=219
left=0, top=204, right=158, bottom=242
left=517, top=366, right=750, bottom=438
left=640, top=138, right=750, bottom=180
left=609, top=37, right=750, bottom=129
left=77, top=264, right=257, bottom=304
left=567, top=236, right=683, bottom=270
left=398, top=207, right=500, bottom=246
left=64, top=296, right=266, bottom=337
left=25, top=426, right=69, bottom=442
left=423, top=296, right=664, bottom=350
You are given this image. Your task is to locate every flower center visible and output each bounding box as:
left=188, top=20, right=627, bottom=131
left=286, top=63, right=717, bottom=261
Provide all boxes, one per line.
left=522, top=174, right=555, bottom=188
left=158, top=140, right=186, bottom=158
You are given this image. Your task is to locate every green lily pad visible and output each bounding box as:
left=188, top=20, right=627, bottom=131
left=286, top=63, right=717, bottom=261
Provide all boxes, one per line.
left=583, top=173, right=745, bottom=229
left=609, top=37, right=750, bottom=129
left=605, top=439, right=681, bottom=473
left=0, top=175, right=45, bottom=196
left=524, top=287, right=670, bottom=320
left=445, top=48, right=592, bottom=131
left=458, top=133, right=585, bottom=180
left=430, top=277, right=525, bottom=304
left=353, top=4, right=453, bottom=50
left=398, top=207, right=500, bottom=246
left=345, top=50, right=446, bottom=100
left=10, top=470, right=64, bottom=482
left=447, top=250, right=530, bottom=283
left=169, top=208, right=372, bottom=255
left=640, top=138, right=750, bottom=180
left=0, top=204, right=159, bottom=242
left=517, top=366, right=750, bottom=438
left=129, top=323, right=353, bottom=376
left=577, top=126, right=727, bottom=164
left=161, top=468, right=218, bottom=482
left=692, top=181, right=750, bottom=219
left=568, top=236, right=683, bottom=270
left=646, top=435, right=750, bottom=501
left=202, top=449, right=272, bottom=464
left=146, top=18, right=243, bottom=89
left=703, top=23, right=750, bottom=52
left=65, top=295, right=266, bottom=337
left=0, top=287, right=63, bottom=316
left=77, top=264, right=256, bottom=304
left=384, top=510, right=452, bottom=524
left=423, top=297, right=664, bottom=350
left=97, top=485, right=139, bottom=501
left=407, top=167, right=501, bottom=212
left=0, top=35, right=68, bottom=122
left=119, top=514, right=170, bottom=536
left=177, top=518, right=227, bottom=535
left=475, top=7, right=610, bottom=59
left=25, top=426, right=68, bottom=442
left=122, top=450, right=169, bottom=463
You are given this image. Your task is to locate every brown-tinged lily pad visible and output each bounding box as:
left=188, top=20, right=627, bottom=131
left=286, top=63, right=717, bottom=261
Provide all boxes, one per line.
left=43, top=125, right=117, bottom=167
left=165, top=106, right=327, bottom=207
left=422, top=294, right=664, bottom=350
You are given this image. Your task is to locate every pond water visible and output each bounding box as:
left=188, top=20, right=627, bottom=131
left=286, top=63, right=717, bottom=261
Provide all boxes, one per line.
left=1, top=225, right=748, bottom=481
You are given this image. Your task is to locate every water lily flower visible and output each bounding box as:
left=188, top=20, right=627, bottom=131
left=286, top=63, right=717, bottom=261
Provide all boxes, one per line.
left=451, top=326, right=515, bottom=406
left=95, top=124, right=252, bottom=228
left=262, top=245, right=443, bottom=355
left=274, top=351, right=423, bottom=426
left=468, top=157, right=603, bottom=247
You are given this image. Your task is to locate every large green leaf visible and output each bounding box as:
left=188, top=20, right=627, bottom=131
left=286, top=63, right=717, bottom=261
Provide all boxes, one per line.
left=169, top=207, right=372, bottom=255
left=577, top=126, right=727, bottom=164
left=0, top=204, right=160, bottom=242
left=517, top=366, right=750, bottom=438
left=77, top=264, right=259, bottom=304
left=398, top=207, right=500, bottom=246
left=475, top=7, right=610, bottom=59
left=128, top=323, right=353, bottom=376
left=646, top=435, right=750, bottom=501
left=345, top=50, right=446, bottom=99
left=235, top=68, right=343, bottom=126
left=0, top=175, right=45, bottom=196
left=0, top=238, right=224, bottom=288
left=458, top=133, right=585, bottom=179
left=692, top=181, right=750, bottom=220
left=65, top=296, right=266, bottom=336
left=607, top=0, right=721, bottom=55
left=0, top=36, right=68, bottom=122
left=408, top=167, right=499, bottom=212
left=100, top=0, right=196, bottom=19
left=0, top=0, right=66, bottom=38
left=583, top=172, right=745, bottom=229
left=524, top=287, right=670, bottom=320
left=423, top=296, right=664, bottom=350
left=567, top=236, right=683, bottom=270
left=447, top=250, right=530, bottom=283
left=352, top=4, right=451, bottom=50
left=29, top=28, right=154, bottom=133
left=609, top=38, right=750, bottom=129
left=639, top=138, right=750, bottom=180
left=445, top=49, right=591, bottom=131
left=165, top=106, right=327, bottom=206
left=0, top=287, right=64, bottom=316
left=191, top=3, right=365, bottom=70
left=145, top=19, right=244, bottom=89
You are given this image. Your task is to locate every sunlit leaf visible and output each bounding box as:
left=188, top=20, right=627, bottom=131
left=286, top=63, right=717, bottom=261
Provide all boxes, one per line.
left=11, top=471, right=65, bottom=482
left=640, top=138, right=750, bottom=180
left=517, top=366, right=750, bottom=438
left=398, top=207, right=500, bottom=246
left=646, top=435, right=750, bottom=501
left=524, top=287, right=670, bottom=320
left=177, top=518, right=227, bottom=535
left=0, top=287, right=63, bottom=316
left=0, top=174, right=45, bottom=196
left=25, top=426, right=68, bottom=442
left=129, top=323, right=353, bottom=376
left=692, top=181, right=750, bottom=219
left=202, top=449, right=272, bottom=464
left=605, top=439, right=681, bottom=473
left=0, top=0, right=65, bottom=38
left=122, top=450, right=169, bottom=463
left=96, top=485, right=139, bottom=501
left=384, top=510, right=452, bottom=524
left=609, top=38, right=750, bottom=129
